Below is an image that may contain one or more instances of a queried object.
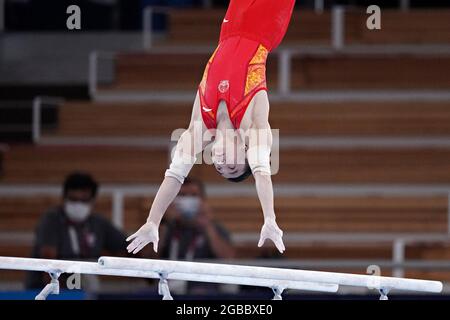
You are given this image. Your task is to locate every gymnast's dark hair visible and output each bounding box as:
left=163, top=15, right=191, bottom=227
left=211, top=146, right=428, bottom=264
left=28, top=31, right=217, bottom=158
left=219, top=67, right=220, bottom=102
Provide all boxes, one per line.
left=227, top=164, right=253, bottom=183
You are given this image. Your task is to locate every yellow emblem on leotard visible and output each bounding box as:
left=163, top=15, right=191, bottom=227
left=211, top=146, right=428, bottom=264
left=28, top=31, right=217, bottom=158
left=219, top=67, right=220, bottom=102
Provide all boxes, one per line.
left=245, top=65, right=266, bottom=95
left=249, top=44, right=269, bottom=65
left=245, top=45, right=268, bottom=95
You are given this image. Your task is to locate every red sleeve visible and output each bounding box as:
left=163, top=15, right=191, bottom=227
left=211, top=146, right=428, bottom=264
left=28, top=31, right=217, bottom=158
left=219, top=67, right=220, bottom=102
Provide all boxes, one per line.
left=219, top=1, right=235, bottom=43
left=269, top=0, right=296, bottom=50
left=218, top=0, right=296, bottom=51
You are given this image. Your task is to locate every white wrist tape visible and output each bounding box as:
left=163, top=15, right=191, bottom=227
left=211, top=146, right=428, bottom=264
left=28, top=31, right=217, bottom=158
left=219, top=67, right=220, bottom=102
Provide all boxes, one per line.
left=247, top=144, right=271, bottom=175
left=164, top=151, right=197, bottom=184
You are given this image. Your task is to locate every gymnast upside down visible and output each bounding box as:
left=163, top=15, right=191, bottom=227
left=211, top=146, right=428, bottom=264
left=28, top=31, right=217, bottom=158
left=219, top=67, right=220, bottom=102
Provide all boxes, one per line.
left=127, top=0, right=296, bottom=254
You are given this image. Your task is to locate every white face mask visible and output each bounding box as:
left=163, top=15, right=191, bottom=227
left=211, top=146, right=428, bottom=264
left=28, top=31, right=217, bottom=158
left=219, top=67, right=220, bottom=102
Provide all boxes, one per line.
left=174, top=196, right=201, bottom=219
left=64, top=201, right=92, bottom=223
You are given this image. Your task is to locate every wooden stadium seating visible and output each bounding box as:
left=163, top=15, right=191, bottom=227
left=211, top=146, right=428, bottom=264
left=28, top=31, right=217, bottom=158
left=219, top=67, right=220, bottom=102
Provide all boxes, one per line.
left=0, top=145, right=168, bottom=184
left=165, top=9, right=450, bottom=46
left=99, top=51, right=278, bottom=92
left=166, top=10, right=331, bottom=46
left=109, top=52, right=212, bottom=91
left=166, top=9, right=224, bottom=45
left=100, top=53, right=450, bottom=92
left=271, top=102, right=450, bottom=136
left=46, top=101, right=450, bottom=138
left=214, top=196, right=448, bottom=233
left=199, top=146, right=450, bottom=184
left=51, top=101, right=193, bottom=137
left=2, top=145, right=450, bottom=184
left=2, top=194, right=443, bottom=235
left=290, top=55, right=450, bottom=90
left=124, top=195, right=448, bottom=234
left=346, top=10, right=450, bottom=45
left=100, top=9, right=450, bottom=92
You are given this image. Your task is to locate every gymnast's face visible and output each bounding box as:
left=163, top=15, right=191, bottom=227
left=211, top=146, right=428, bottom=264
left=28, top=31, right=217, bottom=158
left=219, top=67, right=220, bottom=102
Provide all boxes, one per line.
left=211, top=130, right=247, bottom=179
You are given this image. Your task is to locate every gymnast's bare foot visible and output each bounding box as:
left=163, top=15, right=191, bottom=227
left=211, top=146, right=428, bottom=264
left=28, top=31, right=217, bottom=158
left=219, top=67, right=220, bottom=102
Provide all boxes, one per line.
left=258, top=218, right=285, bottom=253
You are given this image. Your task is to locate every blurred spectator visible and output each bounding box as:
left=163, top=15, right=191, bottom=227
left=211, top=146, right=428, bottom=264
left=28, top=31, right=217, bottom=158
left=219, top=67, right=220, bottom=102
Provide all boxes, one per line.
left=160, top=177, right=235, bottom=260
left=156, top=177, right=235, bottom=294
left=25, top=172, right=128, bottom=289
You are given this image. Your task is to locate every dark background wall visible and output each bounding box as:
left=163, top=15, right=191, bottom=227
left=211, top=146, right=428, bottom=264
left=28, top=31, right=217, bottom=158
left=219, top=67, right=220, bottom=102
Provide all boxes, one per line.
left=5, top=0, right=450, bottom=31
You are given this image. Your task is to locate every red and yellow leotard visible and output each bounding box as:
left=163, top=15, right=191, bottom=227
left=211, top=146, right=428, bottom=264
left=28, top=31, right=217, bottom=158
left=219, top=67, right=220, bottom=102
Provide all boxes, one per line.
left=198, top=0, right=296, bottom=129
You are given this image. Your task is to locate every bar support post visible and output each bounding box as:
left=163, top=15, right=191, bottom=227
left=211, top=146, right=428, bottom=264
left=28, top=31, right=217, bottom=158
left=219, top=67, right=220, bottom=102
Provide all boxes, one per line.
left=272, top=286, right=284, bottom=300
left=35, top=271, right=61, bottom=300
left=158, top=272, right=173, bottom=300
left=379, top=287, right=390, bottom=300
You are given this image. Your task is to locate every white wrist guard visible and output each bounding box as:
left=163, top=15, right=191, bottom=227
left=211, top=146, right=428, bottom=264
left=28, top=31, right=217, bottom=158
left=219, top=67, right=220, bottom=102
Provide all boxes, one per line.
left=247, top=144, right=271, bottom=175
left=164, top=152, right=197, bottom=184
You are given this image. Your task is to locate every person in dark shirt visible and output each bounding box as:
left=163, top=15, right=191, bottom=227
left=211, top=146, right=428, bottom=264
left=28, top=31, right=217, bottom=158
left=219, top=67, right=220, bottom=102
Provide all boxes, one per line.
left=25, top=172, right=128, bottom=289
